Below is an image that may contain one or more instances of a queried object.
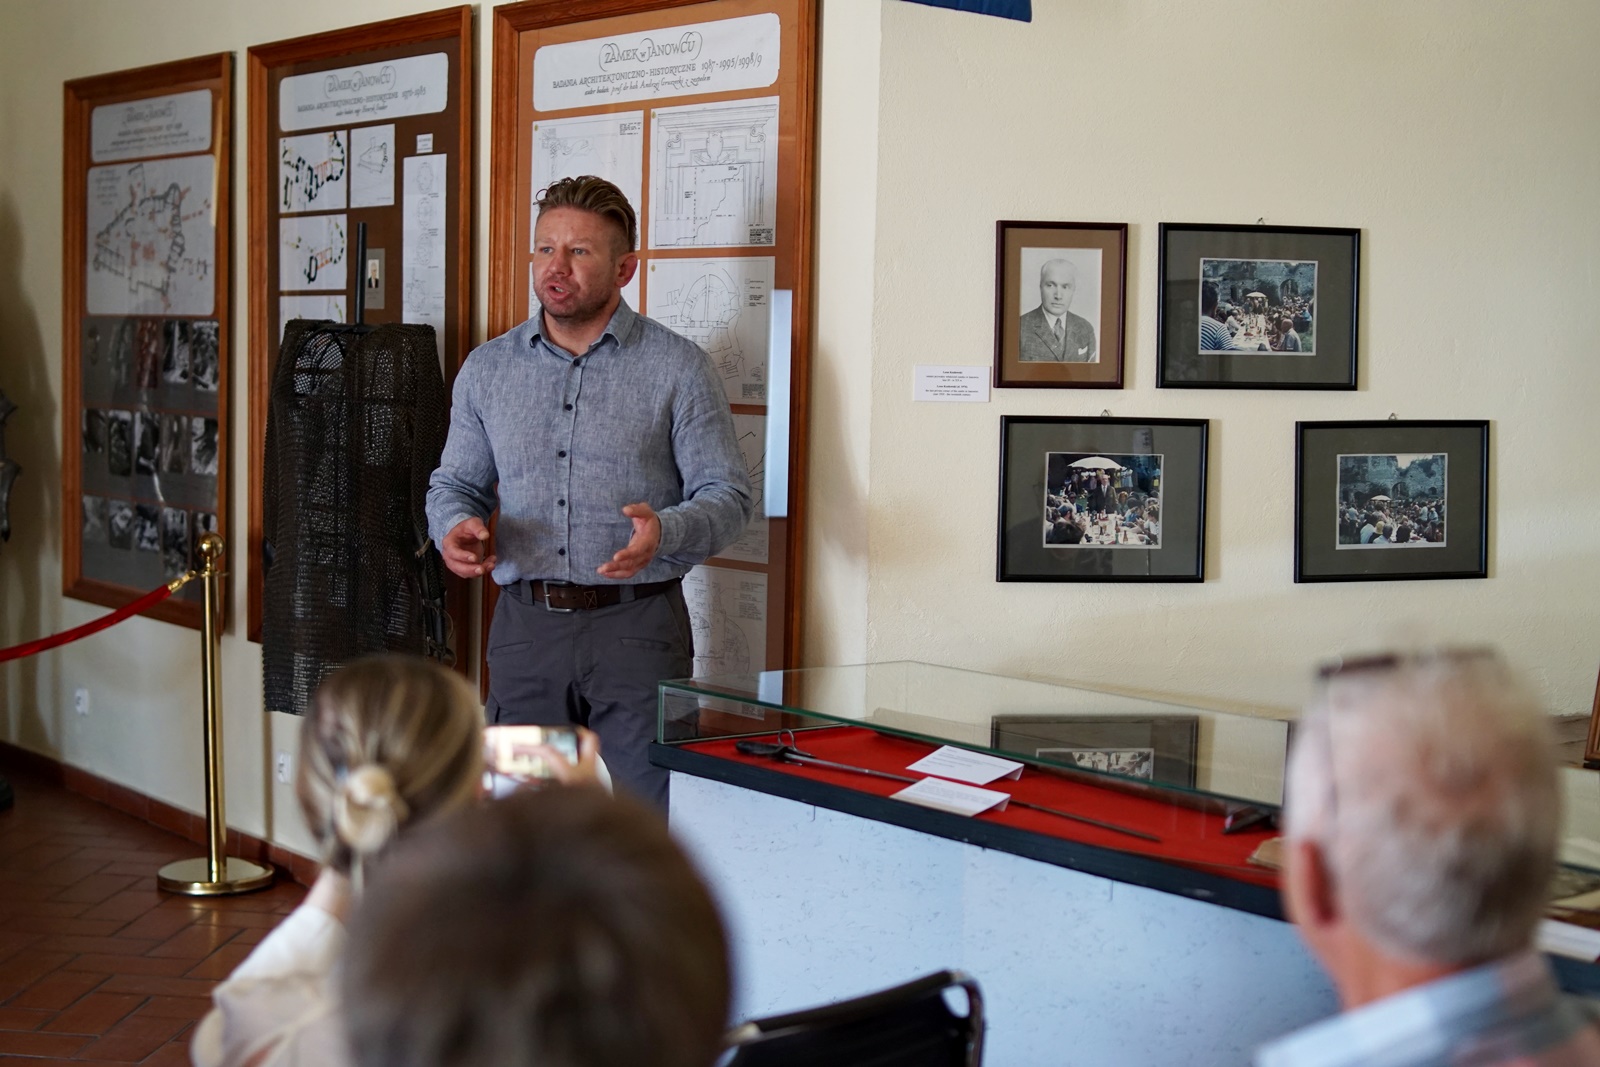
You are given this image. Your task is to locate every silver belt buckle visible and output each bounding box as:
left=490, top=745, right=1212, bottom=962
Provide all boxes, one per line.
left=535, top=580, right=577, bottom=614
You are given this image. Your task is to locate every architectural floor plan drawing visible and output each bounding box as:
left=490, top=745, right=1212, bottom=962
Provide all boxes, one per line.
left=649, top=97, right=779, bottom=249
left=279, top=130, right=348, bottom=214
left=86, top=155, right=216, bottom=316
left=530, top=113, right=643, bottom=250
left=647, top=256, right=773, bottom=403
left=403, top=154, right=448, bottom=365
left=279, top=213, right=348, bottom=292
left=349, top=124, right=395, bottom=208
left=715, top=413, right=769, bottom=565
left=683, top=566, right=768, bottom=677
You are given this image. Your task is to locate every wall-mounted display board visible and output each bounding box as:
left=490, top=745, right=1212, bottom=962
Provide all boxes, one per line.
left=487, top=0, right=818, bottom=688
left=62, top=54, right=234, bottom=629
left=246, top=7, right=473, bottom=648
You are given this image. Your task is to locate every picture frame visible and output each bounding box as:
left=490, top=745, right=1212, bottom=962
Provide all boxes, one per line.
left=993, top=221, right=1126, bottom=389
left=1294, top=420, right=1489, bottom=583
left=62, top=53, right=234, bottom=630
left=997, top=416, right=1208, bottom=583
left=990, top=715, right=1199, bottom=789
left=245, top=6, right=475, bottom=646
left=1157, top=222, right=1359, bottom=390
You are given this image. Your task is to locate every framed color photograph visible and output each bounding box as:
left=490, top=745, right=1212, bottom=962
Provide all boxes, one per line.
left=994, top=221, right=1126, bottom=388
left=997, top=416, right=1208, bottom=582
left=1158, top=223, right=1359, bottom=389
left=991, top=715, right=1199, bottom=789
left=1295, top=420, right=1489, bottom=582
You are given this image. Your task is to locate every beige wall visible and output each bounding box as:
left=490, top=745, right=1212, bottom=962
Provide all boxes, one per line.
left=855, top=0, right=1600, bottom=714
left=2, top=1, right=1597, bottom=854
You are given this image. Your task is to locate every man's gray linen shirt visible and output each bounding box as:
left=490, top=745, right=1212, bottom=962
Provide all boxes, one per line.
left=426, top=300, right=753, bottom=586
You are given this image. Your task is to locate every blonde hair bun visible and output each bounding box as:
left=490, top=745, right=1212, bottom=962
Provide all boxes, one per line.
left=335, top=764, right=410, bottom=857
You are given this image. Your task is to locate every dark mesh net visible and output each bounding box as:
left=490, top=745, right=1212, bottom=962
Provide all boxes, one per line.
left=262, top=320, right=451, bottom=715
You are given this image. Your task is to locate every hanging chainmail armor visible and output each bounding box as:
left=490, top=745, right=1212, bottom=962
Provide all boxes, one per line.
left=262, top=321, right=452, bottom=715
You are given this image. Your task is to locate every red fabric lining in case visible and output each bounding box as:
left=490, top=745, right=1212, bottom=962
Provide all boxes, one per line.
left=684, top=725, right=1280, bottom=889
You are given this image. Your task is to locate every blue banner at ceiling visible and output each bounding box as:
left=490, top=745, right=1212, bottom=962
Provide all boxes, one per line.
left=898, top=0, right=1032, bottom=22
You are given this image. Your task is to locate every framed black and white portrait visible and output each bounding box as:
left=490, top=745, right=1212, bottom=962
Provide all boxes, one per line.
left=994, top=221, right=1126, bottom=389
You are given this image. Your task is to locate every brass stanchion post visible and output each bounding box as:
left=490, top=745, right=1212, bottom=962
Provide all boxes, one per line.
left=158, top=534, right=274, bottom=896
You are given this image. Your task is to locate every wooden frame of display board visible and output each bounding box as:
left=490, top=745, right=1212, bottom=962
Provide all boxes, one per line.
left=245, top=7, right=474, bottom=658
left=62, top=53, right=234, bottom=630
left=487, top=0, right=818, bottom=694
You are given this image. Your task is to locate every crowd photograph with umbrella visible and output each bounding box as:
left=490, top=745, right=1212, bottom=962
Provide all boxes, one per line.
left=1043, top=452, right=1163, bottom=548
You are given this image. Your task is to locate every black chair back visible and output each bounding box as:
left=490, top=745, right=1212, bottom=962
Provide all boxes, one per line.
left=723, top=970, right=983, bottom=1067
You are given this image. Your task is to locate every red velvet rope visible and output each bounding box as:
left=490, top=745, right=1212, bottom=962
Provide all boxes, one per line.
left=0, top=579, right=189, bottom=663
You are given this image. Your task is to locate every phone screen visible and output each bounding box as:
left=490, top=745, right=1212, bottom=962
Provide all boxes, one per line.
left=483, top=725, right=579, bottom=785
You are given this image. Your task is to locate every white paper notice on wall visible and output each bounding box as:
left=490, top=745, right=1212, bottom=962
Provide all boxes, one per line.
left=91, top=89, right=212, bottom=163
left=533, top=12, right=780, bottom=112
left=280, top=53, right=449, bottom=132
left=892, top=777, right=1010, bottom=818
left=913, top=365, right=989, bottom=402
left=402, top=154, right=447, bottom=367
left=906, top=746, right=1024, bottom=786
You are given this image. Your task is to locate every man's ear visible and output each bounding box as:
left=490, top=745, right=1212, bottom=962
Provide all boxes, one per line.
left=617, top=251, right=639, bottom=288
left=1284, top=838, right=1340, bottom=931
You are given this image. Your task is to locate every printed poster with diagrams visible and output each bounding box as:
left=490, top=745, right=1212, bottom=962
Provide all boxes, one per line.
left=247, top=7, right=473, bottom=644
left=63, top=54, right=234, bottom=628
left=492, top=0, right=817, bottom=682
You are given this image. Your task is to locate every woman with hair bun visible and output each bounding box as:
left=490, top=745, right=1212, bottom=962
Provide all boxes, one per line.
left=192, top=654, right=597, bottom=1067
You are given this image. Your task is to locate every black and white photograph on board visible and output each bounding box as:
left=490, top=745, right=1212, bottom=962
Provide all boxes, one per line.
left=81, top=494, right=107, bottom=544
left=107, top=500, right=134, bottom=550
left=161, top=507, right=190, bottom=578
left=163, top=320, right=191, bottom=385
left=191, top=320, right=220, bottom=392
left=133, top=412, right=160, bottom=476
left=134, top=504, right=160, bottom=552
left=82, top=408, right=105, bottom=458
left=159, top=414, right=188, bottom=474
left=134, top=319, right=163, bottom=390
left=106, top=410, right=132, bottom=477
left=190, top=417, right=218, bottom=477
left=1017, top=246, right=1102, bottom=364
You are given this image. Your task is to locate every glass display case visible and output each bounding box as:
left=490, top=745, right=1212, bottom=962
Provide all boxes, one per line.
left=655, top=661, right=1294, bottom=911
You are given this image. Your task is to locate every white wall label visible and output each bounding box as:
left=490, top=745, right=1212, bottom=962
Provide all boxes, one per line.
left=914, top=365, right=990, bottom=402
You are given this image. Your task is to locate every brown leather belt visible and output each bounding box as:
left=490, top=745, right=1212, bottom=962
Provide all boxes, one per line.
left=521, top=578, right=678, bottom=612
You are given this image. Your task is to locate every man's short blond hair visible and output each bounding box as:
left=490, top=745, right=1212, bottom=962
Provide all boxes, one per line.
left=535, top=175, right=636, bottom=254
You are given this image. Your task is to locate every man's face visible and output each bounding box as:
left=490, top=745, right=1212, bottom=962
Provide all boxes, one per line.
left=1038, top=260, right=1076, bottom=317
left=531, top=206, right=636, bottom=324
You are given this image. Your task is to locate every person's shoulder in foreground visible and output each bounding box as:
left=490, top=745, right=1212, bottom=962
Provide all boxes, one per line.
left=1259, top=649, right=1600, bottom=1067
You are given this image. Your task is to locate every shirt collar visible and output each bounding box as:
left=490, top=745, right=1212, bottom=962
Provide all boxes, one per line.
left=525, top=297, right=639, bottom=359
left=1255, top=953, right=1563, bottom=1067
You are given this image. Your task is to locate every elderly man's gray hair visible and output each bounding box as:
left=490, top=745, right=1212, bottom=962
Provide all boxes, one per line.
left=1285, top=653, right=1561, bottom=966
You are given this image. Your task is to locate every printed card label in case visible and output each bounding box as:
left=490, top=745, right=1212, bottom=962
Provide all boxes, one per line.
left=906, top=745, right=1023, bottom=786
left=893, top=777, right=1011, bottom=818
left=533, top=12, right=780, bottom=112
left=280, top=53, right=449, bottom=132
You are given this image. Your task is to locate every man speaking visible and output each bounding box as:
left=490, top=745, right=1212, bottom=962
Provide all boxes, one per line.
left=427, top=176, right=752, bottom=808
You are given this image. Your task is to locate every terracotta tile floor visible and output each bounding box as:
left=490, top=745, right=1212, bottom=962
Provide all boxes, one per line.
left=0, top=763, right=306, bottom=1064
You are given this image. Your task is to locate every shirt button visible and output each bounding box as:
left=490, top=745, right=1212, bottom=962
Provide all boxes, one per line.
left=564, top=403, right=573, bottom=411
left=557, top=450, right=567, bottom=458
left=557, top=499, right=566, bottom=507
left=558, top=548, right=566, bottom=556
